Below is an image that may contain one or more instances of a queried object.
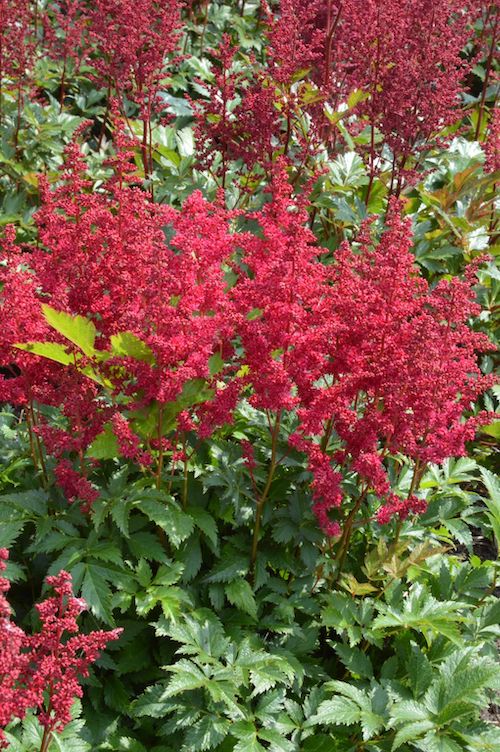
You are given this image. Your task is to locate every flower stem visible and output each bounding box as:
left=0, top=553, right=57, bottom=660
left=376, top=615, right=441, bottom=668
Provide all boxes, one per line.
left=250, top=412, right=281, bottom=573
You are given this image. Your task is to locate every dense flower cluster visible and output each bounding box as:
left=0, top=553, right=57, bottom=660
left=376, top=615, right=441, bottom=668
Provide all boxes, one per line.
left=261, top=0, right=481, bottom=185
left=1, top=140, right=492, bottom=531
left=0, top=0, right=494, bottom=533
left=0, top=550, right=120, bottom=747
left=0, top=0, right=34, bottom=87
left=0, top=131, right=236, bottom=505
left=88, top=0, right=182, bottom=117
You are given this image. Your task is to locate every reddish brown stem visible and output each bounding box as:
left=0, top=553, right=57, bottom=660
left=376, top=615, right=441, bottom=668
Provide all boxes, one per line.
left=475, top=8, right=498, bottom=141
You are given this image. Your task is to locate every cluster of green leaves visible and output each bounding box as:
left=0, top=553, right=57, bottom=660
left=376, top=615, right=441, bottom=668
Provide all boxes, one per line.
left=2, top=419, right=499, bottom=751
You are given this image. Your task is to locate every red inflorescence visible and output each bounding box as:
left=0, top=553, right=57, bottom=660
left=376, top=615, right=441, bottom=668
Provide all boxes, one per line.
left=0, top=550, right=121, bottom=747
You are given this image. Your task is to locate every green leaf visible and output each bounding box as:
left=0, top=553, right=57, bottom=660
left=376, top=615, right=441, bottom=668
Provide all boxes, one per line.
left=14, top=341, right=74, bottom=365
left=0, top=520, right=25, bottom=548
left=133, top=684, right=172, bottom=718
left=128, top=531, right=167, bottom=561
left=208, top=352, right=224, bottom=376
left=407, top=645, right=433, bottom=698
left=42, top=305, right=96, bottom=356
left=257, top=728, right=295, bottom=751
left=232, top=722, right=266, bottom=752
left=86, top=423, right=119, bottom=460
left=205, top=550, right=249, bottom=583
left=110, top=331, right=155, bottom=364
left=164, top=659, right=207, bottom=696
left=225, top=579, right=257, bottom=619
left=372, top=584, right=467, bottom=644
left=420, top=732, right=463, bottom=752
left=334, top=644, right=373, bottom=679
left=178, top=378, right=214, bottom=408
left=392, top=721, right=435, bottom=750
left=81, top=564, right=114, bottom=625
left=360, top=709, right=385, bottom=741
left=184, top=715, right=230, bottom=751
left=188, top=508, right=218, bottom=548
left=308, top=697, right=361, bottom=727
left=138, top=498, right=194, bottom=547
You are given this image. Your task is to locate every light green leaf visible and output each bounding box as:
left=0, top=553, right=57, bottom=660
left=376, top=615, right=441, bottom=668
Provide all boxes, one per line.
left=392, top=721, right=435, bottom=750
left=164, top=659, right=206, bottom=696
left=138, top=498, right=194, bottom=547
left=14, top=341, right=74, bottom=365
left=308, top=697, right=361, bottom=727
left=110, top=331, right=155, bottom=364
left=184, top=715, right=230, bottom=751
left=42, top=305, right=96, bottom=356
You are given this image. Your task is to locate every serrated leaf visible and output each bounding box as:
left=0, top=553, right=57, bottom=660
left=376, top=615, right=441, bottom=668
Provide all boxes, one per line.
left=139, top=498, right=194, bottom=547
left=81, top=564, right=114, bottom=624
left=179, top=535, right=202, bottom=581
left=164, top=659, right=207, bottom=696
left=128, top=531, right=167, bottom=561
left=258, top=728, right=294, bottom=751
left=133, top=684, right=172, bottom=718
left=392, top=721, right=435, bottom=750
left=360, top=709, right=385, bottom=741
left=420, top=732, right=463, bottom=752
left=407, top=645, right=433, bottom=698
left=232, top=722, right=266, bottom=752
left=225, top=579, right=257, bottom=618
left=205, top=550, right=249, bottom=583
left=110, top=331, right=155, bottom=364
left=14, top=340, right=74, bottom=365
left=188, top=507, right=218, bottom=548
left=0, top=520, right=25, bottom=548
left=86, top=424, right=119, bottom=460
left=308, top=697, right=361, bottom=727
left=334, top=644, right=373, bottom=679
left=183, top=715, right=230, bottom=751
left=42, top=305, right=96, bottom=356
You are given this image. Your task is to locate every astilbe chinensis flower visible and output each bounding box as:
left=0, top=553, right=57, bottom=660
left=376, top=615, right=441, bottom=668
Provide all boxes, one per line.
left=41, top=0, right=89, bottom=74
left=263, top=0, right=324, bottom=87
left=293, top=200, right=493, bottom=531
left=0, top=139, right=493, bottom=532
left=0, top=129, right=236, bottom=505
left=192, top=35, right=301, bottom=180
left=0, top=0, right=35, bottom=87
left=264, top=0, right=479, bottom=185
left=231, top=175, right=492, bottom=534
left=88, top=0, right=182, bottom=117
left=0, top=550, right=121, bottom=747
left=231, top=163, right=327, bottom=412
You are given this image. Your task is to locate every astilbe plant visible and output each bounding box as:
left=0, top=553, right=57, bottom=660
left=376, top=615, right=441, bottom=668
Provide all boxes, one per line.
left=0, top=139, right=494, bottom=539
left=230, top=172, right=493, bottom=540
left=0, top=128, right=236, bottom=504
left=88, top=0, right=182, bottom=110
left=0, top=549, right=121, bottom=751
left=87, top=0, right=182, bottom=177
left=41, top=0, right=89, bottom=104
left=191, top=35, right=285, bottom=186
left=263, top=0, right=481, bottom=191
